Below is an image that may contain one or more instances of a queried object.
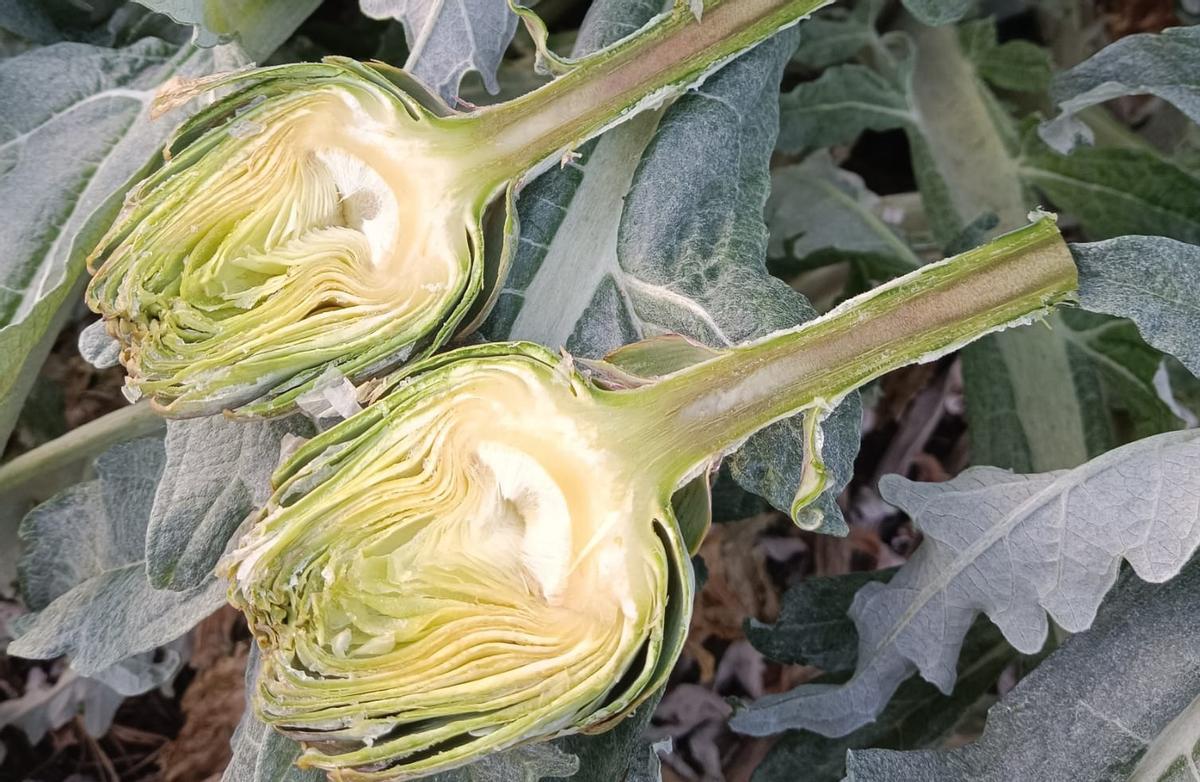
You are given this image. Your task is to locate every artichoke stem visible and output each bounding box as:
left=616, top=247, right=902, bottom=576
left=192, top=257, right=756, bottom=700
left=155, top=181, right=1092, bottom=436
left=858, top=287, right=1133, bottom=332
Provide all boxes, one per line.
left=631, top=218, right=1080, bottom=481
left=470, top=0, right=835, bottom=183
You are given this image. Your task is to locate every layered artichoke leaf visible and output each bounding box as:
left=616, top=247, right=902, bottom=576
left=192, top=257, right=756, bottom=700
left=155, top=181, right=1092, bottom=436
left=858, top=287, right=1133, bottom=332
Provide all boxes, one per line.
left=87, top=58, right=506, bottom=417
left=227, top=343, right=694, bottom=779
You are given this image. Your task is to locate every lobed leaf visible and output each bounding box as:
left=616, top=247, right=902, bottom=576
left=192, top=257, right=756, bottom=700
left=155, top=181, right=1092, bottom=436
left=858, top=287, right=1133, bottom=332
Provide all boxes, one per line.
left=766, top=153, right=921, bottom=285
left=845, top=558, right=1200, bottom=780
left=732, top=428, right=1200, bottom=738
left=359, top=0, right=520, bottom=103
left=146, top=415, right=314, bottom=591
left=1072, top=236, right=1200, bottom=377
left=754, top=617, right=1015, bottom=782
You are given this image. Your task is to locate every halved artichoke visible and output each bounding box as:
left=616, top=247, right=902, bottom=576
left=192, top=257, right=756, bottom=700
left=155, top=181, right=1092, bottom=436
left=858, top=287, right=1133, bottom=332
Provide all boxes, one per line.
left=87, top=60, right=496, bottom=416
left=227, top=343, right=695, bottom=779
left=85, top=0, right=840, bottom=417
left=225, top=218, right=1080, bottom=779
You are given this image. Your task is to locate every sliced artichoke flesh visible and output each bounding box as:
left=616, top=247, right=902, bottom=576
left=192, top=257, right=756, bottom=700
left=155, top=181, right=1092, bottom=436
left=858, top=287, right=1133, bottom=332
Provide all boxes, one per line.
left=228, top=344, right=693, bottom=779
left=87, top=60, right=492, bottom=416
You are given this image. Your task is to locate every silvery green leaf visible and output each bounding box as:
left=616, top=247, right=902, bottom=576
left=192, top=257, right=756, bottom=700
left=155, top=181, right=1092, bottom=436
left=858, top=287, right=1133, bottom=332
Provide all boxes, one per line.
left=9, top=437, right=227, bottom=675
left=147, top=415, right=315, bottom=591
left=18, top=438, right=162, bottom=611
left=130, top=0, right=318, bottom=59
left=844, top=559, right=1200, bottom=782
left=359, top=0, right=520, bottom=103
left=900, top=0, right=975, bottom=26
left=754, top=616, right=1015, bottom=782
left=1072, top=236, right=1200, bottom=376
left=0, top=37, right=245, bottom=449
left=486, top=14, right=859, bottom=534
left=1041, top=25, right=1200, bottom=154
left=767, top=153, right=921, bottom=279
left=78, top=319, right=119, bottom=369
left=89, top=641, right=187, bottom=696
left=732, top=428, right=1200, bottom=738
left=1019, top=138, right=1200, bottom=244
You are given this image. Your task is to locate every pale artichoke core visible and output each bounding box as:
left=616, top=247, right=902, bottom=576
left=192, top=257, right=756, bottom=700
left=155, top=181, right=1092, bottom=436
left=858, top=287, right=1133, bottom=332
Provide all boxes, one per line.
left=88, top=76, right=478, bottom=414
left=229, top=357, right=671, bottom=777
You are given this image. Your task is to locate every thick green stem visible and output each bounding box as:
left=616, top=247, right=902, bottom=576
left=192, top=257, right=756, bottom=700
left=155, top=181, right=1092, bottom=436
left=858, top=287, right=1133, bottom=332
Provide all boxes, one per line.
left=470, top=0, right=833, bottom=181
left=629, top=219, right=1079, bottom=481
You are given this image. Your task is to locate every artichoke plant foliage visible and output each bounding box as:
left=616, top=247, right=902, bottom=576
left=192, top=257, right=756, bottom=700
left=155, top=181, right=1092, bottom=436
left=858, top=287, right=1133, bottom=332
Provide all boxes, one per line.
left=85, top=0, right=838, bottom=417
left=226, top=219, right=1080, bottom=779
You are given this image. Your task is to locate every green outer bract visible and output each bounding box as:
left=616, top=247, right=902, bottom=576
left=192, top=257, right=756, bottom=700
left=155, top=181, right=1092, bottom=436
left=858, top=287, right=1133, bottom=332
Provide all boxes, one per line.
left=86, top=59, right=501, bottom=417
left=227, top=343, right=694, bottom=780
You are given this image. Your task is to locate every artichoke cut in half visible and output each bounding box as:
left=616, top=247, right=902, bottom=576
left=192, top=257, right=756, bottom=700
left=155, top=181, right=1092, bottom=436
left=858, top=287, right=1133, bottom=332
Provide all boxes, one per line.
left=223, top=217, right=1080, bottom=777
left=87, top=60, right=494, bottom=416
left=228, top=343, right=695, bottom=779
left=84, top=0, right=841, bottom=416
left=226, top=218, right=1081, bottom=779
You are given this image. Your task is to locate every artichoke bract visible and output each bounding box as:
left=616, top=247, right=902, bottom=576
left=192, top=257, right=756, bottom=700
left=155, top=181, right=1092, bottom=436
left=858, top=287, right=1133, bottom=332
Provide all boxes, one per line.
left=227, top=220, right=1080, bottom=779
left=86, top=0, right=837, bottom=417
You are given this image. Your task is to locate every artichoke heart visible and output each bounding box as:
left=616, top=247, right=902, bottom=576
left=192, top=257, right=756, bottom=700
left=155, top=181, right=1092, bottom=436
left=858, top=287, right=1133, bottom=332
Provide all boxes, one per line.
left=227, top=344, right=693, bottom=780
left=86, top=60, right=493, bottom=416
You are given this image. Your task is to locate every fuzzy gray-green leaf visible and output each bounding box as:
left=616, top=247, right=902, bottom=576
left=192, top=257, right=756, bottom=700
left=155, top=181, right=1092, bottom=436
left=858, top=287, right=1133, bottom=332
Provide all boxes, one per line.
left=1020, top=140, right=1200, bottom=244
left=1041, top=24, right=1200, bottom=153
left=359, top=0, right=520, bottom=103
left=131, top=0, right=319, bottom=59
left=10, top=437, right=226, bottom=675
left=1072, top=236, right=1200, bottom=376
left=753, top=617, right=1015, bottom=782
left=733, top=428, right=1200, bottom=738
left=146, top=415, right=315, bottom=591
left=845, top=559, right=1200, bottom=781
